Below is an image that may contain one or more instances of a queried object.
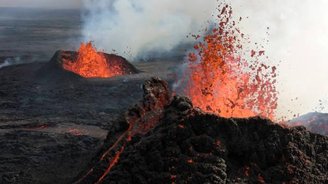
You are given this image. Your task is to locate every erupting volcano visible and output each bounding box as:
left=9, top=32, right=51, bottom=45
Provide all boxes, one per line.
left=178, top=5, right=277, bottom=119
left=62, top=42, right=136, bottom=78
left=74, top=78, right=328, bottom=184
left=1, top=1, right=327, bottom=184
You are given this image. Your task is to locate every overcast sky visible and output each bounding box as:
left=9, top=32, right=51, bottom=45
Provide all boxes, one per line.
left=0, top=0, right=81, bottom=9
left=230, top=0, right=328, bottom=118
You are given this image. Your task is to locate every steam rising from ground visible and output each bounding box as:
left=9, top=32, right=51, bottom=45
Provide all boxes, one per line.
left=81, top=0, right=217, bottom=59
left=0, top=57, right=22, bottom=69
left=81, top=0, right=328, bottom=119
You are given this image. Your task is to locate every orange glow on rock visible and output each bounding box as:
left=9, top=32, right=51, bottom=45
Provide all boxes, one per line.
left=181, top=5, right=277, bottom=119
left=96, top=147, right=125, bottom=184
left=63, top=42, right=125, bottom=78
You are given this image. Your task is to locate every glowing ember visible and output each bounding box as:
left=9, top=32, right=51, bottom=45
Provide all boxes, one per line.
left=179, top=4, right=277, bottom=119
left=63, top=42, right=125, bottom=78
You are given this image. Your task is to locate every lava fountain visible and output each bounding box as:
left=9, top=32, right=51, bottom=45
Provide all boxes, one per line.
left=63, top=42, right=135, bottom=78
left=176, top=5, right=278, bottom=119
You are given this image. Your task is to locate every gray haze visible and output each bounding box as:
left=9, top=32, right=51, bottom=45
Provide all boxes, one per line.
left=0, top=0, right=81, bottom=9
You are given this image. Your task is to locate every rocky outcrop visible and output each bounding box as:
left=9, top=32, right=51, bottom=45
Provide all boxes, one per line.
left=74, top=78, right=171, bottom=184
left=75, top=78, right=328, bottom=184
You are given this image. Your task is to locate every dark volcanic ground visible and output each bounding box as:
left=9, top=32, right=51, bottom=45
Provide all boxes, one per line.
left=0, top=7, right=81, bottom=64
left=75, top=78, right=328, bottom=184
left=1, top=64, right=327, bottom=183
left=0, top=59, right=179, bottom=183
left=1, top=7, right=327, bottom=184
left=0, top=8, right=185, bottom=183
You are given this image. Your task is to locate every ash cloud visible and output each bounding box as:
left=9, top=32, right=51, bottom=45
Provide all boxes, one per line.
left=81, top=0, right=217, bottom=60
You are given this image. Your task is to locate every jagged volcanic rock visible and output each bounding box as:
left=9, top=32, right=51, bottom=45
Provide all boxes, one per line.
left=74, top=78, right=171, bottom=184
left=74, top=78, right=328, bottom=184
left=36, top=50, right=139, bottom=81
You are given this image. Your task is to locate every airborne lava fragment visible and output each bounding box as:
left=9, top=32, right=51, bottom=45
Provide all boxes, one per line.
left=176, top=4, right=278, bottom=120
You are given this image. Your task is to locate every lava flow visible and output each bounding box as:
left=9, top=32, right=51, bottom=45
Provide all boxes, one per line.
left=74, top=78, right=171, bottom=184
left=63, top=42, right=125, bottom=78
left=179, top=4, right=278, bottom=119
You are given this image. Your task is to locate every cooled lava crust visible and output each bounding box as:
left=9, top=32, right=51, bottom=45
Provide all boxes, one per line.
left=75, top=78, right=328, bottom=184
left=37, top=50, right=139, bottom=81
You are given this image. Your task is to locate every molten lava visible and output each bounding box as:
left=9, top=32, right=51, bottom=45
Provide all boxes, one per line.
left=74, top=78, right=170, bottom=184
left=181, top=5, right=278, bottom=119
left=63, top=42, right=125, bottom=78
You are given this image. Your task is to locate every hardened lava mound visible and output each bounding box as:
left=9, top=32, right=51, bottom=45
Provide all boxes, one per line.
left=75, top=78, right=328, bottom=184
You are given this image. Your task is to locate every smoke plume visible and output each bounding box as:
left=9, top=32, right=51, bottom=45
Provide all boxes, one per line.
left=81, top=0, right=328, bottom=119
left=81, top=0, right=217, bottom=59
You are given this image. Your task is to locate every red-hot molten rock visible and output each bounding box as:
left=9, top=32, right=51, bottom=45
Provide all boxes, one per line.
left=74, top=78, right=328, bottom=184
left=62, top=42, right=138, bottom=78
left=176, top=5, right=278, bottom=120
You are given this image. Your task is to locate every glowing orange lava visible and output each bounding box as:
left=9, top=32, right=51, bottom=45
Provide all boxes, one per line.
left=96, top=147, right=125, bottom=184
left=63, top=42, right=124, bottom=78
left=181, top=5, right=278, bottom=119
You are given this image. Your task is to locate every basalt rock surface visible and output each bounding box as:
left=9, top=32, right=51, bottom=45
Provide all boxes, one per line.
left=74, top=78, right=171, bottom=184
left=75, top=78, right=328, bottom=184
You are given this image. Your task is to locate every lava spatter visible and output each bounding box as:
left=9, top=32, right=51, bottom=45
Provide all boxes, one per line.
left=178, top=4, right=278, bottom=119
left=63, top=42, right=125, bottom=78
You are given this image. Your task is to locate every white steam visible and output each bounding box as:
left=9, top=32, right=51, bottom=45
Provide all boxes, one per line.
left=0, top=60, right=11, bottom=69
left=0, top=57, right=22, bottom=69
left=81, top=0, right=217, bottom=59
left=81, top=0, right=328, bottom=119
